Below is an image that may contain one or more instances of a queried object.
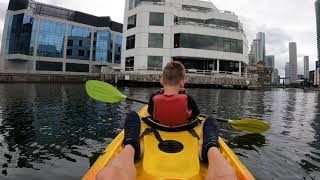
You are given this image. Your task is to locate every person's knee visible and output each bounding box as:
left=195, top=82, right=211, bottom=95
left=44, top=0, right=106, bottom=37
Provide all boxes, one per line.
left=127, top=111, right=139, bottom=120
left=96, top=166, right=127, bottom=180
left=206, top=116, right=219, bottom=128
left=96, top=167, right=112, bottom=180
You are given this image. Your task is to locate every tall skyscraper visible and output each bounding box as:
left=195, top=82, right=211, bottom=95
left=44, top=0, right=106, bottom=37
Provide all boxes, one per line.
left=256, top=32, right=266, bottom=62
left=304, top=56, right=309, bottom=80
left=315, top=60, right=320, bottom=86
left=272, top=68, right=279, bottom=85
left=265, top=55, right=275, bottom=68
left=316, top=0, right=320, bottom=62
left=289, top=42, right=297, bottom=84
left=285, top=62, right=290, bottom=85
left=251, top=39, right=263, bottom=64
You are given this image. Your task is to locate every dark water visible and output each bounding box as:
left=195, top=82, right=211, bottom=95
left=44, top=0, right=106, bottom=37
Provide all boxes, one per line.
left=0, top=84, right=319, bottom=180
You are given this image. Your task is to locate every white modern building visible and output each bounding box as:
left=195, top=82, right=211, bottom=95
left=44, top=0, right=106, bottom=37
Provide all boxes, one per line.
left=121, top=0, right=249, bottom=75
left=304, top=56, right=309, bottom=80
left=289, top=42, right=297, bottom=83
left=0, top=0, right=123, bottom=75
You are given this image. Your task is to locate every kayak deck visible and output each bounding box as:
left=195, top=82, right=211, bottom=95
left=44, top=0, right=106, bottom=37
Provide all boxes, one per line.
left=83, top=106, right=255, bottom=180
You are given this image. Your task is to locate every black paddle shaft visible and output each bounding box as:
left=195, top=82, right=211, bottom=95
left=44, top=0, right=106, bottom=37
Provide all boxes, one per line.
left=126, top=97, right=148, bottom=104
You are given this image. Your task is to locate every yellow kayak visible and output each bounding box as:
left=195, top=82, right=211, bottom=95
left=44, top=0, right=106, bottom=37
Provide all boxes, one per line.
left=83, top=106, right=255, bottom=180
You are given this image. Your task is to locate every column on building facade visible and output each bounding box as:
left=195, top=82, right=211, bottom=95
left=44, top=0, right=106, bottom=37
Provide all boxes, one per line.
left=62, top=23, right=69, bottom=73
left=217, top=60, right=220, bottom=73
left=245, top=65, right=248, bottom=78
left=112, top=33, right=116, bottom=64
left=239, top=62, right=242, bottom=76
left=0, top=12, right=11, bottom=72
left=89, top=28, right=95, bottom=74
left=32, top=16, right=41, bottom=73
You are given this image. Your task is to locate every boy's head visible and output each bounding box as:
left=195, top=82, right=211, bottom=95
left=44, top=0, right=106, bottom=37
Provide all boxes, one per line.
left=161, top=61, right=186, bottom=88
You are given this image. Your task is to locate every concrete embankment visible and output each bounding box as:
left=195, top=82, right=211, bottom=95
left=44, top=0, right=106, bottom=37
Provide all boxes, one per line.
left=101, top=72, right=259, bottom=89
left=0, top=73, right=100, bottom=83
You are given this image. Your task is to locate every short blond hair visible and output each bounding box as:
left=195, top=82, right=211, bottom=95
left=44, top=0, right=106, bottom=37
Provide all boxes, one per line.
left=162, top=61, right=186, bottom=85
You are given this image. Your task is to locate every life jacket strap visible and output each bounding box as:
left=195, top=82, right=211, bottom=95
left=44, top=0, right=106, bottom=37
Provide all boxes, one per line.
left=140, top=127, right=164, bottom=143
left=187, top=129, right=200, bottom=140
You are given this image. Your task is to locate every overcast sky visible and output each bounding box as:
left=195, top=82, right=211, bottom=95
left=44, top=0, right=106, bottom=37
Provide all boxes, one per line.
left=0, top=0, right=317, bottom=76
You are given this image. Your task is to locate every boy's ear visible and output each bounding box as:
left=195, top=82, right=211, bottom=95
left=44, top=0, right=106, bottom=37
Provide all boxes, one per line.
left=179, top=80, right=185, bottom=88
left=160, top=77, right=164, bottom=86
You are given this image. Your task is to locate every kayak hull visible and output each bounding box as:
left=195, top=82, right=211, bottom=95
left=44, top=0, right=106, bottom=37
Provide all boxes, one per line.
left=83, top=106, right=255, bottom=180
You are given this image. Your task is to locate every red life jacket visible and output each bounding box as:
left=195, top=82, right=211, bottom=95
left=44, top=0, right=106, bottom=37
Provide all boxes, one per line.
left=153, top=93, right=192, bottom=127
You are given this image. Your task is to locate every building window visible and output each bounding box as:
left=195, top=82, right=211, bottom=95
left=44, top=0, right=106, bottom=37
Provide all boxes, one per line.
left=114, top=35, right=122, bottom=64
left=174, top=16, right=239, bottom=29
left=126, top=35, right=135, bottom=50
left=125, top=57, right=134, bottom=71
left=66, top=63, right=89, bottom=72
left=127, top=15, right=137, bottom=29
left=78, top=50, right=85, bottom=56
left=148, top=56, right=163, bottom=71
left=148, top=33, right=163, bottom=48
left=149, top=12, right=164, bottom=26
left=174, top=33, right=243, bottom=54
left=93, top=30, right=112, bottom=62
left=67, top=40, right=73, bottom=46
left=67, top=49, right=72, bottom=56
left=36, top=61, right=63, bottom=71
left=37, top=19, right=66, bottom=58
left=5, top=14, right=37, bottom=56
left=67, top=25, right=91, bottom=60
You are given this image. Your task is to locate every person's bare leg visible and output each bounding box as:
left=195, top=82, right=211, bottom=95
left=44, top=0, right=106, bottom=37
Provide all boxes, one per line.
left=96, top=145, right=136, bottom=180
left=206, top=147, right=237, bottom=180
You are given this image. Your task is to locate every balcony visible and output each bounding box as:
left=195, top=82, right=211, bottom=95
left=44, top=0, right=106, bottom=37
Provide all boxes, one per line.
left=174, top=21, right=243, bottom=33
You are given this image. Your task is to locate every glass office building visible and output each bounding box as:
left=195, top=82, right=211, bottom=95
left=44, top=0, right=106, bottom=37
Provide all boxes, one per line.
left=1, top=0, right=123, bottom=74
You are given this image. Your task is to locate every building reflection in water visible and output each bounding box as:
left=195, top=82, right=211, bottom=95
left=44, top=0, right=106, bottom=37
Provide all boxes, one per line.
left=0, top=84, right=124, bottom=177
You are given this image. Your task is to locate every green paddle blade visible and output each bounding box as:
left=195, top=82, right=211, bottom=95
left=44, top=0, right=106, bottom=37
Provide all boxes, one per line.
left=86, top=80, right=127, bottom=103
left=229, top=119, right=271, bottom=134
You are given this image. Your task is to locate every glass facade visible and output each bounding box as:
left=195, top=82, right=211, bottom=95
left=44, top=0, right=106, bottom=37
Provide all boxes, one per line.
left=174, top=17, right=239, bottom=29
left=67, top=25, right=92, bottom=60
left=148, top=33, right=163, bottom=48
left=174, top=33, right=243, bottom=54
left=37, top=20, right=66, bottom=58
left=36, top=61, right=63, bottom=71
left=5, top=14, right=37, bottom=55
left=147, top=56, right=163, bottom=70
left=114, top=35, right=122, bottom=64
left=149, top=12, right=164, bottom=26
left=93, top=30, right=112, bottom=62
left=66, top=63, right=89, bottom=72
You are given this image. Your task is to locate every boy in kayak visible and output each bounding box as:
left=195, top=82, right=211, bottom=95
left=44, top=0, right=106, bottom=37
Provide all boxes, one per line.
left=96, top=61, right=237, bottom=180
left=147, top=61, right=200, bottom=127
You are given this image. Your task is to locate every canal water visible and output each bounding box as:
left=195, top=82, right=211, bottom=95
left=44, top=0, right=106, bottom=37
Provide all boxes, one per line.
left=0, top=83, right=319, bottom=180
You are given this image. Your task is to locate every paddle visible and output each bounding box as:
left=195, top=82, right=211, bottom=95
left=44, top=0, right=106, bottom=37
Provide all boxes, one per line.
left=86, top=80, right=271, bottom=134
